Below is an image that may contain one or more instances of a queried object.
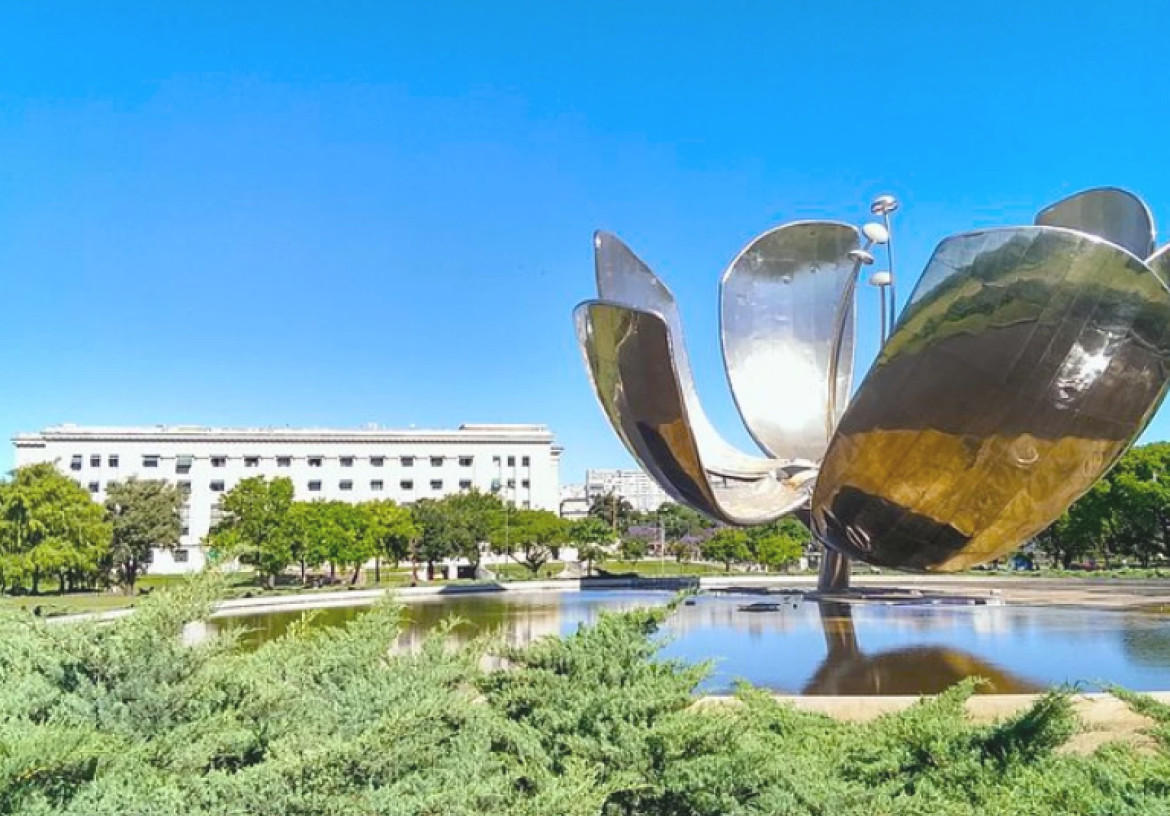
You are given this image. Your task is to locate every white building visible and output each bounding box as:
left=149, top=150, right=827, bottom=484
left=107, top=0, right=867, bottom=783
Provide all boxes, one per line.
left=584, top=468, right=672, bottom=514
left=13, top=423, right=562, bottom=574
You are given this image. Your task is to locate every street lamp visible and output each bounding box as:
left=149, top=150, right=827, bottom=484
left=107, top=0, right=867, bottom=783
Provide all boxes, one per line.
left=869, top=194, right=900, bottom=343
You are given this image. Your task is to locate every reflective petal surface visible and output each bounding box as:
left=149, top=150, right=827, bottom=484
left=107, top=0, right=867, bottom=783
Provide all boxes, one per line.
left=811, top=227, right=1170, bottom=571
left=720, top=222, right=861, bottom=462
left=575, top=300, right=810, bottom=525
left=593, top=231, right=780, bottom=477
left=1035, top=187, right=1155, bottom=258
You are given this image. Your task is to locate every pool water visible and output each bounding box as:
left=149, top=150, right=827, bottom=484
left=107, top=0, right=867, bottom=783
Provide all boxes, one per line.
left=212, top=589, right=1170, bottom=695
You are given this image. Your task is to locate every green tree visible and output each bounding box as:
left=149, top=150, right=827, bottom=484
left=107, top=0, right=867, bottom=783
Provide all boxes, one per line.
left=0, top=463, right=111, bottom=593
left=360, top=500, right=418, bottom=583
left=619, top=535, right=648, bottom=562
left=588, top=490, right=636, bottom=533
left=208, top=476, right=295, bottom=587
left=410, top=498, right=458, bottom=579
left=701, top=528, right=751, bottom=572
left=569, top=517, right=613, bottom=576
left=493, top=509, right=568, bottom=575
left=747, top=517, right=809, bottom=572
left=104, top=478, right=183, bottom=593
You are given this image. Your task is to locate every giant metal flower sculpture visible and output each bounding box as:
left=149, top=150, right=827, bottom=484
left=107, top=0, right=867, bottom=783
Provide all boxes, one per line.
left=575, top=188, right=1170, bottom=581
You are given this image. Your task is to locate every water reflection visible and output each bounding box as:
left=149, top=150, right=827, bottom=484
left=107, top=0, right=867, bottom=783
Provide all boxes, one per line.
left=212, top=590, right=1170, bottom=695
left=803, top=601, right=1040, bottom=695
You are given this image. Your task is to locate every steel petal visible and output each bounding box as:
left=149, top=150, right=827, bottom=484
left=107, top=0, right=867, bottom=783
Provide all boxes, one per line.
left=811, top=227, right=1170, bottom=571
left=720, top=222, right=861, bottom=462
left=1035, top=187, right=1155, bottom=258
left=575, top=300, right=810, bottom=525
left=593, top=231, right=780, bottom=477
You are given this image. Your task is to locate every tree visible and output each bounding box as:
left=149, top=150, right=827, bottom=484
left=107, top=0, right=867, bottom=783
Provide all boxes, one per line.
left=588, top=491, right=636, bottom=533
left=493, top=509, right=567, bottom=575
left=619, top=535, right=648, bottom=562
left=104, top=478, right=183, bottom=593
left=748, top=517, right=807, bottom=572
left=0, top=463, right=111, bottom=593
left=411, top=499, right=459, bottom=579
left=570, top=517, right=613, bottom=576
left=701, top=528, right=751, bottom=572
left=208, top=476, right=295, bottom=587
left=360, top=500, right=418, bottom=583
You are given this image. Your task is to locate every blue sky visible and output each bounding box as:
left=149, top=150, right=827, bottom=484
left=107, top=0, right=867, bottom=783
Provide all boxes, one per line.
left=1, top=1, right=1169, bottom=481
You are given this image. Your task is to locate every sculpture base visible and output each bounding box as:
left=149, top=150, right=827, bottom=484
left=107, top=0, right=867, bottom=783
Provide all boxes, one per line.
left=817, top=547, right=851, bottom=593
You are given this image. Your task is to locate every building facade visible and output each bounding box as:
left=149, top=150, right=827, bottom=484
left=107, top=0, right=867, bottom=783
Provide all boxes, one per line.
left=13, top=423, right=561, bottom=574
left=584, top=468, right=673, bottom=514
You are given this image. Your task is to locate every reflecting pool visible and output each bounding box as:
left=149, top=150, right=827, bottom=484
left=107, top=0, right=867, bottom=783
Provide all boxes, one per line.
left=212, top=590, right=1170, bottom=695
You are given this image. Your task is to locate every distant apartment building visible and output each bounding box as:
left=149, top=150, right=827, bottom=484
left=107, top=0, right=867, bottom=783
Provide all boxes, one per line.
left=13, top=423, right=562, bottom=574
left=584, top=468, right=672, bottom=514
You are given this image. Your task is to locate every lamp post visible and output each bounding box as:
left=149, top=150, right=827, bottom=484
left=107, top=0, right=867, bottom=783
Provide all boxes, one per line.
left=869, top=194, right=900, bottom=342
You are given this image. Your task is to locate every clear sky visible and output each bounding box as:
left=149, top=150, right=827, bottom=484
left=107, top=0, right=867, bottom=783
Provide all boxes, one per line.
left=2, top=1, right=1169, bottom=482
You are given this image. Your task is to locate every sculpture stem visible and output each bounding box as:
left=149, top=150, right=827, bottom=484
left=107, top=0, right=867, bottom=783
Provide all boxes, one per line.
left=818, top=547, right=851, bottom=593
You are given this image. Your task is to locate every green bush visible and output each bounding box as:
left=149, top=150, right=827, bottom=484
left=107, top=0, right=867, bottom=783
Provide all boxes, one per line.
left=0, top=577, right=1168, bottom=814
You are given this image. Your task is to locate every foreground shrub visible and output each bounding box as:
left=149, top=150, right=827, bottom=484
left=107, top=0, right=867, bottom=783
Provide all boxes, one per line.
left=0, top=578, right=1167, bottom=814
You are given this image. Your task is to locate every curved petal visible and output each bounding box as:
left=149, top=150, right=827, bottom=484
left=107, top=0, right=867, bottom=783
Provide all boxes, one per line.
left=575, top=299, right=811, bottom=525
left=1035, top=187, right=1155, bottom=258
left=720, top=222, right=861, bottom=462
left=593, top=231, right=780, bottom=477
left=811, top=227, right=1170, bottom=572
left=1147, top=243, right=1170, bottom=287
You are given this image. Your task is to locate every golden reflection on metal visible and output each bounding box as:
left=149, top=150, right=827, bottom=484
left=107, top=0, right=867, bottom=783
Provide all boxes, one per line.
left=720, top=222, right=861, bottom=463
left=811, top=227, right=1170, bottom=571
left=1036, top=187, right=1155, bottom=259
left=575, top=301, right=810, bottom=525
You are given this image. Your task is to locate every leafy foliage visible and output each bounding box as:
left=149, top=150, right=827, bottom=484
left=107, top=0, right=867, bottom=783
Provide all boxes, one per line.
left=104, top=478, right=183, bottom=592
left=0, top=464, right=111, bottom=593
left=1, top=579, right=1169, bottom=814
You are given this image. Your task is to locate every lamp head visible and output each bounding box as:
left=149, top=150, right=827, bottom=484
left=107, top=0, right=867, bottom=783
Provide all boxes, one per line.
left=848, top=249, right=876, bottom=265
left=870, top=194, right=899, bottom=215
left=862, top=222, right=890, bottom=244
left=869, top=270, right=893, bottom=287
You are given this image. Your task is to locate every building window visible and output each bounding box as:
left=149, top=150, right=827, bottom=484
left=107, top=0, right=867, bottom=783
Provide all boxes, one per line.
left=371, top=479, right=384, bottom=491
left=173, top=548, right=189, bottom=563
left=459, top=479, right=472, bottom=490
left=308, top=480, right=322, bottom=492
left=401, top=456, right=414, bottom=467
left=430, top=479, right=443, bottom=490
left=108, top=455, right=119, bottom=468
left=459, top=456, right=473, bottom=467
left=181, top=525, right=190, bottom=536
left=244, top=457, right=259, bottom=467
left=176, top=455, right=193, bottom=474
left=70, top=455, right=82, bottom=471
left=492, top=456, right=500, bottom=465
left=178, top=481, right=191, bottom=495
left=340, top=480, right=353, bottom=491
left=88, top=481, right=99, bottom=493
left=90, top=454, right=101, bottom=468
left=507, top=478, right=515, bottom=488
left=210, top=481, right=225, bottom=492
left=507, top=456, right=515, bottom=466
left=340, top=457, right=354, bottom=467
left=308, top=457, right=322, bottom=467
left=209, top=501, right=225, bottom=527
left=522, top=479, right=530, bottom=488
left=522, top=456, right=530, bottom=467
left=370, top=456, right=385, bottom=467
left=277, top=456, right=291, bottom=467
left=430, top=456, right=443, bottom=467
left=400, top=479, right=414, bottom=491
left=143, top=455, right=160, bottom=468
left=210, top=456, right=226, bottom=468
left=522, top=500, right=530, bottom=509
